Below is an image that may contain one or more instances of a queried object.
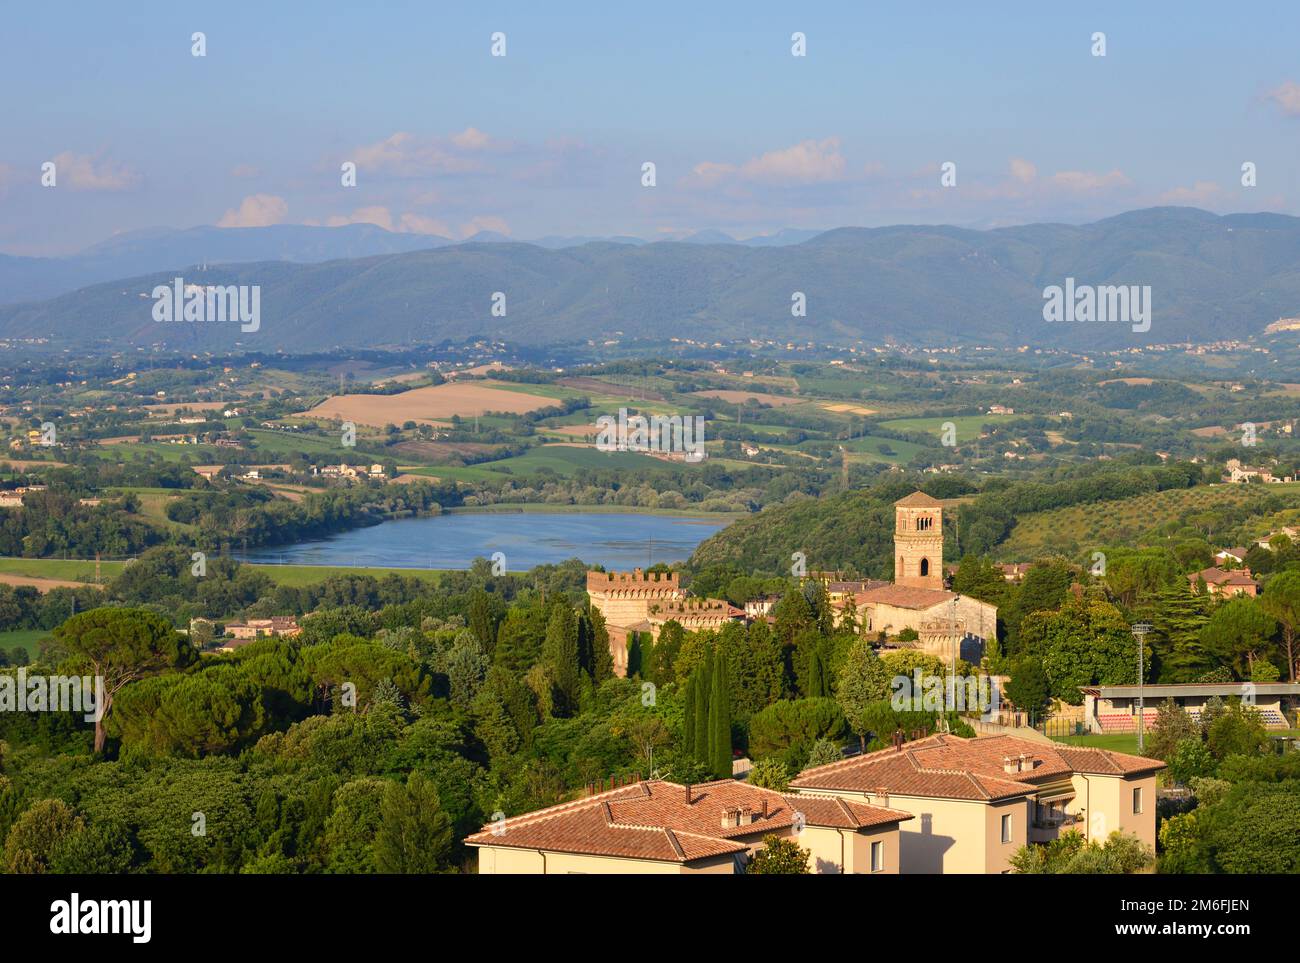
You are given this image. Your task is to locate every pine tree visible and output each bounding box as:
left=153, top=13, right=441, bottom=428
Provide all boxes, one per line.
left=708, top=647, right=732, bottom=779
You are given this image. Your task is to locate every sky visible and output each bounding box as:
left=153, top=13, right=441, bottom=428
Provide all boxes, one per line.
left=3, top=0, right=1300, bottom=255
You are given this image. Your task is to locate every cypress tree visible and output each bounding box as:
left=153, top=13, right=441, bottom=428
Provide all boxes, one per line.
left=683, top=670, right=697, bottom=759
left=542, top=606, right=581, bottom=715
left=708, top=647, right=732, bottom=779
left=627, top=631, right=643, bottom=677
left=692, top=659, right=711, bottom=767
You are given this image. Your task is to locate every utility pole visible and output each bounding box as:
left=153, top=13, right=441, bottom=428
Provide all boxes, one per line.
left=1132, top=622, right=1152, bottom=752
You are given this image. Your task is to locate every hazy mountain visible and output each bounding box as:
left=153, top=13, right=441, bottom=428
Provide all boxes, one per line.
left=4, top=208, right=1298, bottom=352
left=0, top=224, right=455, bottom=304
left=739, top=228, right=825, bottom=247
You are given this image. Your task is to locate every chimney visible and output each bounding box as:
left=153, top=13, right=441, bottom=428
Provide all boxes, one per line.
left=1003, top=756, right=1016, bottom=774
left=1019, top=753, right=1032, bottom=772
left=741, top=806, right=753, bottom=824
left=720, top=808, right=732, bottom=829
left=685, top=784, right=693, bottom=804
left=875, top=786, right=890, bottom=807
left=760, top=797, right=769, bottom=818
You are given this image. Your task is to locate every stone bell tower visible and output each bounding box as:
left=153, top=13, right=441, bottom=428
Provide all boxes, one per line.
left=894, top=491, right=944, bottom=590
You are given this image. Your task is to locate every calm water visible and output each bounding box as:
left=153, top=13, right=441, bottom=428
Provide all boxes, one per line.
left=236, top=511, right=729, bottom=571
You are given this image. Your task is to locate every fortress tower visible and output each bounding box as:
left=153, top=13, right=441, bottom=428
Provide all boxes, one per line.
left=586, top=568, right=684, bottom=631
left=894, top=491, right=944, bottom=591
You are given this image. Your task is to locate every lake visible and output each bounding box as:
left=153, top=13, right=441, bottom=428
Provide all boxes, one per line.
left=236, top=510, right=730, bottom=571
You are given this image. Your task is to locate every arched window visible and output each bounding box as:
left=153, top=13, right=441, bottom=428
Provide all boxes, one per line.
left=920, top=558, right=930, bottom=577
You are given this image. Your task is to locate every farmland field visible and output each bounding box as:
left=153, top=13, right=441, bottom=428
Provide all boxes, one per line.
left=880, top=413, right=1019, bottom=443
left=300, top=381, right=562, bottom=426
left=692, top=389, right=803, bottom=407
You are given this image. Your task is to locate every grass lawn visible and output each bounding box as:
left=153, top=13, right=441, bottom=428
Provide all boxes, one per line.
left=1053, top=732, right=1141, bottom=753
left=0, top=628, right=52, bottom=657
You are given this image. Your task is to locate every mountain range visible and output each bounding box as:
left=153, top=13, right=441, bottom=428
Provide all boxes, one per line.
left=2, top=208, right=1298, bottom=352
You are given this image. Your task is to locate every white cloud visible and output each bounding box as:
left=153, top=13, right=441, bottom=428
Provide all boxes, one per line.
left=1009, top=157, right=1037, bottom=183
left=50, top=151, right=140, bottom=191
left=739, top=137, right=847, bottom=184
left=450, top=127, right=494, bottom=150
left=459, top=215, right=510, bottom=237
left=310, top=206, right=454, bottom=237
left=217, top=194, right=288, bottom=227
left=1157, top=180, right=1225, bottom=205
left=1049, top=169, right=1131, bottom=193
left=1265, top=81, right=1300, bottom=117
left=351, top=131, right=487, bottom=176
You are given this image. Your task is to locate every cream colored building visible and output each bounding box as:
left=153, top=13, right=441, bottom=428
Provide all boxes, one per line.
left=790, top=734, right=1164, bottom=873
left=832, top=492, right=998, bottom=663
left=466, top=778, right=912, bottom=875
left=587, top=570, right=742, bottom=675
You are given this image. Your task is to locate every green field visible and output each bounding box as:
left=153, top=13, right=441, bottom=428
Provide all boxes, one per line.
left=0, top=557, right=123, bottom=581
left=998, top=482, right=1300, bottom=560
left=0, top=628, right=50, bottom=657
left=879, top=414, right=1020, bottom=443
left=504, top=446, right=682, bottom=475
left=245, top=564, right=446, bottom=587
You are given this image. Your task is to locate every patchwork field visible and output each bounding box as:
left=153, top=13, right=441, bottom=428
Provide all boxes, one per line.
left=692, top=389, right=802, bottom=407
left=301, top=382, right=561, bottom=426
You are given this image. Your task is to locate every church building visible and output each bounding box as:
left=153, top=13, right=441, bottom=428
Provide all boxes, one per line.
left=842, top=491, right=998, bottom=664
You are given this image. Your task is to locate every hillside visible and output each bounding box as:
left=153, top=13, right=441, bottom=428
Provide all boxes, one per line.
left=5, top=208, right=1300, bottom=352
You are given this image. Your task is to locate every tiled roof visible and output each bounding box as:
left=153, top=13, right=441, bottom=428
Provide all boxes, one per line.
left=1191, top=566, right=1258, bottom=586
left=895, top=491, right=944, bottom=507
left=790, top=734, right=1164, bottom=800
left=465, top=779, right=911, bottom=862
left=855, top=585, right=958, bottom=609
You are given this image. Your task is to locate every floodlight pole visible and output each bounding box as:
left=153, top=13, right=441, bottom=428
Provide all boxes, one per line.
left=1132, top=622, right=1152, bottom=752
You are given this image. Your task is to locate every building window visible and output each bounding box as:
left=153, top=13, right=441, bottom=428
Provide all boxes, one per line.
left=871, top=840, right=884, bottom=872
left=1001, top=813, right=1012, bottom=843
left=920, top=558, right=930, bottom=576
left=1132, top=787, right=1142, bottom=814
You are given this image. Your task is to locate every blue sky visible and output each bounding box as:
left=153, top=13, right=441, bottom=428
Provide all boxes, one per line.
left=4, top=0, right=1300, bottom=254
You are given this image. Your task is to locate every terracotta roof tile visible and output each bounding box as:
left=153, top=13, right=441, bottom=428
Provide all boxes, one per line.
left=790, top=734, right=1164, bottom=799
left=855, top=585, right=958, bottom=609
left=465, top=779, right=910, bottom=862
left=894, top=491, right=944, bottom=507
